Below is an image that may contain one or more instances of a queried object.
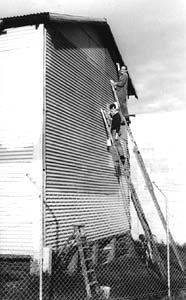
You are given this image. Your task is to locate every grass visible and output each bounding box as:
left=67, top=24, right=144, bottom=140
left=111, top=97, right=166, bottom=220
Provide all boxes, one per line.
left=0, top=242, right=185, bottom=300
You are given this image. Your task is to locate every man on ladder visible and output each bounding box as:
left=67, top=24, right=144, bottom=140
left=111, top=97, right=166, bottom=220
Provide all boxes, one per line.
left=111, top=65, right=131, bottom=125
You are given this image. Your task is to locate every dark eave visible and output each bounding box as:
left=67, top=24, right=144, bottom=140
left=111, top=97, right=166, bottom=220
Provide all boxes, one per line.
left=0, top=12, right=138, bottom=98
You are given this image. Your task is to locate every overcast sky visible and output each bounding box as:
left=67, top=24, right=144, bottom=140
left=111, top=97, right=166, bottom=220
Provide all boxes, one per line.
left=0, top=0, right=186, bottom=114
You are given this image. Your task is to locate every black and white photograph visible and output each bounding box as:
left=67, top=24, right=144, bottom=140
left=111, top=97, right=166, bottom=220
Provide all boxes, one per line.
left=0, top=0, right=185, bottom=299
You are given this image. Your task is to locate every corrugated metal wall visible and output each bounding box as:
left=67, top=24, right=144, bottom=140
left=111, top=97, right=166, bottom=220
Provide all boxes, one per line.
left=44, top=24, right=130, bottom=249
left=0, top=25, right=43, bottom=255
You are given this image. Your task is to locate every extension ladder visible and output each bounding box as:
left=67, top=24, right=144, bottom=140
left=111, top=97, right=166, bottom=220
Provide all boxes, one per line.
left=110, top=80, right=185, bottom=272
left=101, top=108, right=167, bottom=280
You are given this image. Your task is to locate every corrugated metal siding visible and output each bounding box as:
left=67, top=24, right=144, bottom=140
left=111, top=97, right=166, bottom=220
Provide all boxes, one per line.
left=45, top=24, right=130, bottom=249
left=0, top=25, right=43, bottom=255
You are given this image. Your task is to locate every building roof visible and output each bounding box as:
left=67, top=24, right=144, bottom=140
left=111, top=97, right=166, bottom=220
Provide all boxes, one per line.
left=0, top=12, right=137, bottom=98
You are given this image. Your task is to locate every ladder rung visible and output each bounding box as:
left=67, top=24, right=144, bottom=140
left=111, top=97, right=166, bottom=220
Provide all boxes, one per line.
left=81, top=240, right=87, bottom=245
left=89, top=281, right=98, bottom=286
left=84, top=257, right=93, bottom=261
left=87, top=269, right=95, bottom=273
left=82, top=245, right=89, bottom=249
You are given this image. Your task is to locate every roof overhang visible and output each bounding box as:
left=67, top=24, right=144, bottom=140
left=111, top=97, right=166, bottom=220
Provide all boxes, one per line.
left=0, top=12, right=138, bottom=98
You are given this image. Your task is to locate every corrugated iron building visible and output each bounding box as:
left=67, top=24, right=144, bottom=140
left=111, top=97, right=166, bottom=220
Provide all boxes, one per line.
left=0, top=13, right=137, bottom=258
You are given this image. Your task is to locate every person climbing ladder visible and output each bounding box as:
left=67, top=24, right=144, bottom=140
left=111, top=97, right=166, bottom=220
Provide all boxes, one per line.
left=109, top=103, right=126, bottom=181
left=109, top=103, right=126, bottom=165
left=111, top=65, right=131, bottom=125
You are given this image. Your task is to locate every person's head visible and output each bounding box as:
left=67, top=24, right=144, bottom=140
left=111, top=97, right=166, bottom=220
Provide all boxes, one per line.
left=120, top=65, right=127, bottom=74
left=139, top=234, right=145, bottom=242
left=109, top=103, right=117, bottom=116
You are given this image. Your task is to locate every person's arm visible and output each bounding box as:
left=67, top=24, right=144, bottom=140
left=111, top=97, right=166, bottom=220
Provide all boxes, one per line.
left=115, top=73, right=128, bottom=87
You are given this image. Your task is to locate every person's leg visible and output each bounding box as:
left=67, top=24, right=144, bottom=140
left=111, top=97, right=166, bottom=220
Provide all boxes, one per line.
left=115, top=140, right=125, bottom=165
left=110, top=146, right=121, bottom=183
left=119, top=99, right=129, bottom=115
left=119, top=99, right=131, bottom=125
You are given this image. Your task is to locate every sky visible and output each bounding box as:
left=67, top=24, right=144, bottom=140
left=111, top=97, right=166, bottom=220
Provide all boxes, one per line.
left=0, top=0, right=186, bottom=243
left=129, top=111, right=186, bottom=244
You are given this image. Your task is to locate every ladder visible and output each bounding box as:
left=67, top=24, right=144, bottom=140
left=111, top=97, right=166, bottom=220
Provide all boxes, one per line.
left=74, top=224, right=105, bottom=300
left=110, top=80, right=185, bottom=272
left=101, top=108, right=167, bottom=280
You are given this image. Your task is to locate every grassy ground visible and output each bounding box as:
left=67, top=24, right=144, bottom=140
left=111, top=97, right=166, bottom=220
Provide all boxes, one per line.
left=50, top=245, right=185, bottom=300
left=0, top=243, right=185, bottom=300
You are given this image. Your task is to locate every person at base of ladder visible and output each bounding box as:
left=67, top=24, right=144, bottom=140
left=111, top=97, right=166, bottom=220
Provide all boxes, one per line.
left=138, top=234, right=152, bottom=267
left=109, top=103, right=126, bottom=167
left=112, top=65, right=131, bottom=125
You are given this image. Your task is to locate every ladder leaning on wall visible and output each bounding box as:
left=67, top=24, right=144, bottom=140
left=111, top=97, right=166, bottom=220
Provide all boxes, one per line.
left=57, top=224, right=106, bottom=300
left=100, top=108, right=167, bottom=281
left=109, top=78, right=184, bottom=273
left=73, top=224, right=105, bottom=300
